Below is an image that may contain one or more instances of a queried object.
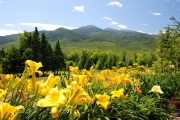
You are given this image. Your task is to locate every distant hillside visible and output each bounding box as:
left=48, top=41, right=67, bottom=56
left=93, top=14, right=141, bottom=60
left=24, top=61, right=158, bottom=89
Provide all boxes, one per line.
left=72, top=25, right=103, bottom=35
left=0, top=34, right=18, bottom=45
left=0, top=25, right=157, bottom=53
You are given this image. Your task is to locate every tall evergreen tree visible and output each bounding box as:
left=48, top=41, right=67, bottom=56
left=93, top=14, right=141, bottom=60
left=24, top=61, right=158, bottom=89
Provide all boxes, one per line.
left=40, top=32, right=50, bottom=75
left=47, top=43, right=53, bottom=71
left=53, top=40, right=65, bottom=74
left=32, top=27, right=41, bottom=62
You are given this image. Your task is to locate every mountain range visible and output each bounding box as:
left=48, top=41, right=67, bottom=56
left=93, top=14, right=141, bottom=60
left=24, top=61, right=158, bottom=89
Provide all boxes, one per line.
left=0, top=25, right=157, bottom=53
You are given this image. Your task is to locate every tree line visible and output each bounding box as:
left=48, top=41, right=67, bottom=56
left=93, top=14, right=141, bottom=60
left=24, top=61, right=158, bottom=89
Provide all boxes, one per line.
left=0, top=17, right=179, bottom=74
left=0, top=27, right=65, bottom=75
left=0, top=27, right=157, bottom=75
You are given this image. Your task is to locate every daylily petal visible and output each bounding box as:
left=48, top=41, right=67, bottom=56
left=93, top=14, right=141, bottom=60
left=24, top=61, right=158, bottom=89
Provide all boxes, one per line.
left=51, top=107, right=59, bottom=118
left=35, top=62, right=43, bottom=71
left=97, top=101, right=110, bottom=110
left=37, top=99, right=55, bottom=107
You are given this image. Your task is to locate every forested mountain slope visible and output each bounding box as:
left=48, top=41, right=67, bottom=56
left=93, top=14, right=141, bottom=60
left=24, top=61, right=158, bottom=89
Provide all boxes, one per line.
left=0, top=25, right=156, bottom=53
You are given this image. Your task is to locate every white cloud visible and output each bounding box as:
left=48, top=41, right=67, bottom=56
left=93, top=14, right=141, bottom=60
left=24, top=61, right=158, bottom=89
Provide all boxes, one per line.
left=150, top=12, right=162, bottom=16
left=73, top=6, right=85, bottom=12
left=177, top=0, right=180, bottom=2
left=19, top=23, right=76, bottom=30
left=109, top=21, right=118, bottom=25
left=102, top=17, right=112, bottom=20
left=118, top=24, right=127, bottom=29
left=0, top=1, right=3, bottom=3
left=165, top=0, right=169, bottom=1
left=136, top=30, right=146, bottom=34
left=107, top=1, right=122, bottom=7
left=109, top=21, right=127, bottom=29
left=142, top=24, right=148, bottom=26
left=5, top=24, right=15, bottom=27
left=0, top=29, right=23, bottom=36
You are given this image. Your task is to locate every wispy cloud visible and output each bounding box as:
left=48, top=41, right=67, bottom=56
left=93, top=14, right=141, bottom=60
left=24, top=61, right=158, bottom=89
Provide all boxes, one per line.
left=109, top=21, right=118, bottom=25
left=19, top=23, right=76, bottom=30
left=136, top=30, right=146, bottom=34
left=0, top=29, right=23, bottom=36
left=118, top=24, right=127, bottom=29
left=150, top=11, right=162, bottom=16
left=107, top=1, right=122, bottom=7
left=165, top=0, right=169, bottom=1
left=102, top=17, right=112, bottom=20
left=109, top=21, right=127, bottom=29
left=73, top=6, right=85, bottom=12
left=177, top=0, right=180, bottom=2
left=5, top=24, right=15, bottom=27
left=0, top=1, right=3, bottom=3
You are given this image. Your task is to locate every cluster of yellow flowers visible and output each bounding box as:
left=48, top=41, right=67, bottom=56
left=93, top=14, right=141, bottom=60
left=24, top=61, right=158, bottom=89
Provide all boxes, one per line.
left=0, top=60, right=163, bottom=119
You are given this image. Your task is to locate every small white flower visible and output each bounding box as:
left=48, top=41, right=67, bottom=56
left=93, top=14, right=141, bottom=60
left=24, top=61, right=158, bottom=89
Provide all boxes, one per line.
left=149, top=85, right=163, bottom=94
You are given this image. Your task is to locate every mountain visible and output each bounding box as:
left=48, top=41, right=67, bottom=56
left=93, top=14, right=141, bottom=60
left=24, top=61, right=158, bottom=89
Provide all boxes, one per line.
left=0, top=34, right=18, bottom=45
left=104, top=28, right=119, bottom=32
left=0, top=25, right=157, bottom=53
left=72, top=25, right=103, bottom=35
left=47, top=27, right=89, bottom=41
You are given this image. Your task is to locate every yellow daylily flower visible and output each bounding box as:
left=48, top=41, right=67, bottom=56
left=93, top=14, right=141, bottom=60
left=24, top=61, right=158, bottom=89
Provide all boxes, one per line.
left=101, top=69, right=111, bottom=76
left=67, top=81, right=92, bottom=105
left=118, top=67, right=127, bottom=73
left=0, top=102, right=24, bottom=120
left=0, top=74, right=13, bottom=89
left=111, top=88, right=127, bottom=99
left=96, top=74, right=104, bottom=81
left=25, top=60, right=43, bottom=92
left=95, top=93, right=110, bottom=110
left=37, top=87, right=67, bottom=118
left=25, top=60, right=43, bottom=74
left=71, top=74, right=88, bottom=87
left=149, top=85, right=164, bottom=94
left=82, top=69, right=92, bottom=78
left=120, top=74, right=131, bottom=83
left=110, top=76, right=121, bottom=85
left=69, top=66, right=79, bottom=73
left=0, top=89, right=7, bottom=98
left=37, top=87, right=67, bottom=107
left=38, top=74, right=60, bottom=97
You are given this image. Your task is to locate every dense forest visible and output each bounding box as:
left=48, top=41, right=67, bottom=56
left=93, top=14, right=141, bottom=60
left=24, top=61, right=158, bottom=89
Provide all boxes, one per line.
left=0, top=17, right=179, bottom=75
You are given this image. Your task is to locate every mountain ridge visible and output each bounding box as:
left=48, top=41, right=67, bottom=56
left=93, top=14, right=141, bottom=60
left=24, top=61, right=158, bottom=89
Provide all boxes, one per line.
left=0, top=25, right=157, bottom=53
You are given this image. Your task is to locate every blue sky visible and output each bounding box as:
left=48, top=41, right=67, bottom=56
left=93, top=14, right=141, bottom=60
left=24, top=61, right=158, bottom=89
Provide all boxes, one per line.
left=0, top=0, right=180, bottom=36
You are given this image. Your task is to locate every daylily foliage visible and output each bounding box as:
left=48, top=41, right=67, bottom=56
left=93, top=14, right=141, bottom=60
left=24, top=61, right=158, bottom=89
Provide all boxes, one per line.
left=0, top=60, right=178, bottom=119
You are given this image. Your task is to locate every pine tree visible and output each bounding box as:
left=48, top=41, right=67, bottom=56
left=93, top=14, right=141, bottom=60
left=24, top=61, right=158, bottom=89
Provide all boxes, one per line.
left=32, top=27, right=41, bottom=62
left=40, top=32, right=49, bottom=75
left=47, top=43, right=53, bottom=71
left=53, top=40, right=65, bottom=74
